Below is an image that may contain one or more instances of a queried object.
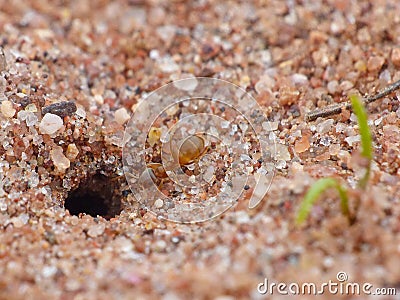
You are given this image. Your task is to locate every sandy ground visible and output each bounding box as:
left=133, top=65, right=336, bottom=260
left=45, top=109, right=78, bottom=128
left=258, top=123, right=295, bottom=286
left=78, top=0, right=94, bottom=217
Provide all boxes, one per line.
left=0, top=0, right=400, bottom=299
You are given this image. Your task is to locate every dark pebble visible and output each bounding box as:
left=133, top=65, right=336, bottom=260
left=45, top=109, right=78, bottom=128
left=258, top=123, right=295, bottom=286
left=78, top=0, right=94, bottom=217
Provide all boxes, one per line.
left=42, top=101, right=77, bottom=118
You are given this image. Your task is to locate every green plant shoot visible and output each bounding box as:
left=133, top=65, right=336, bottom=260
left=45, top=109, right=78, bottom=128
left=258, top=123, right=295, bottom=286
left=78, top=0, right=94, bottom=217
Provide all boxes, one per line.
left=296, top=178, right=350, bottom=225
left=350, top=94, right=373, bottom=189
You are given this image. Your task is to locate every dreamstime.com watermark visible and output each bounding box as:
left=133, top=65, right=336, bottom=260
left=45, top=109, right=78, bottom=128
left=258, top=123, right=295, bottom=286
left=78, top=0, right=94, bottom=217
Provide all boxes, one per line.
left=123, top=77, right=276, bottom=223
left=257, top=272, right=397, bottom=296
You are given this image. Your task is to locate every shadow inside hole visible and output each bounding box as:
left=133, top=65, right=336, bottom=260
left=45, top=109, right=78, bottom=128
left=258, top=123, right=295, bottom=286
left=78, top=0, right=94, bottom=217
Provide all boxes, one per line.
left=65, top=173, right=122, bottom=220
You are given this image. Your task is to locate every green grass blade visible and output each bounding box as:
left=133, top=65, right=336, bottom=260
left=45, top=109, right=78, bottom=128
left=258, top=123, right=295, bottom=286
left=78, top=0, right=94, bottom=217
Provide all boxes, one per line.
left=336, top=184, right=350, bottom=218
left=296, top=178, right=341, bottom=225
left=350, top=94, right=373, bottom=159
left=350, top=94, right=373, bottom=188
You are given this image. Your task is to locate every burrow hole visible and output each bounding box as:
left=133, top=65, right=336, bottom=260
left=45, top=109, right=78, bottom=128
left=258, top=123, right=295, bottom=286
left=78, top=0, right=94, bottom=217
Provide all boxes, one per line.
left=65, top=173, right=123, bottom=220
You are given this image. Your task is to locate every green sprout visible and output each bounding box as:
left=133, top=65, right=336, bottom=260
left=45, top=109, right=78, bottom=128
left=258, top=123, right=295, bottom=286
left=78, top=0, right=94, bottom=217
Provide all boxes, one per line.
left=296, top=94, right=373, bottom=225
left=296, top=178, right=349, bottom=225
left=349, top=94, right=373, bottom=189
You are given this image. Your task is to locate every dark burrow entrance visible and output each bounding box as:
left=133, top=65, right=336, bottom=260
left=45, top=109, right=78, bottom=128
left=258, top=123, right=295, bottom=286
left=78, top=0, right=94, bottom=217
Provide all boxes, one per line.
left=65, top=173, right=123, bottom=220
